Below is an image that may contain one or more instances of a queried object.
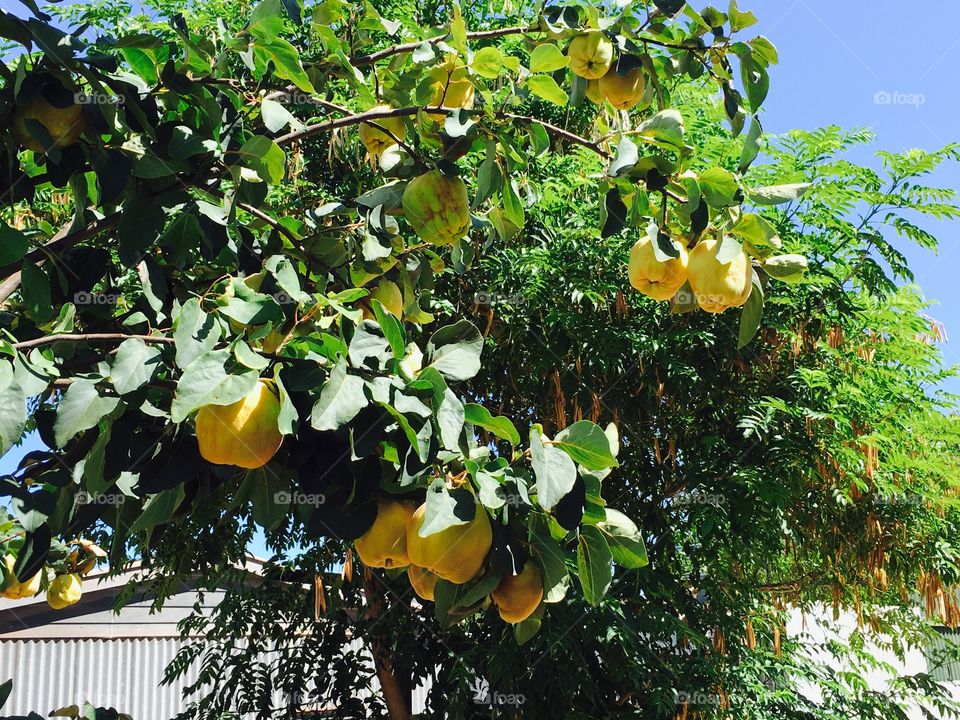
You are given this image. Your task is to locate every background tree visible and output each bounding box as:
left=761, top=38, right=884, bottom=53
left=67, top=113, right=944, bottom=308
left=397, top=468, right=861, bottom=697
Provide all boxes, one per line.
left=0, top=1, right=958, bottom=719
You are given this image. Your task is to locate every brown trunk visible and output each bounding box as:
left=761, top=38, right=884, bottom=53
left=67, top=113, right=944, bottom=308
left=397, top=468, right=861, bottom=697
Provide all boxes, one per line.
left=362, top=569, right=411, bottom=720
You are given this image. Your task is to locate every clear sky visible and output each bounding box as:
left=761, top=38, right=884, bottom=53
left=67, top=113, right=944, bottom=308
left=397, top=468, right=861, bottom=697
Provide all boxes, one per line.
left=751, top=0, right=960, bottom=396
left=1, top=2, right=958, bottom=541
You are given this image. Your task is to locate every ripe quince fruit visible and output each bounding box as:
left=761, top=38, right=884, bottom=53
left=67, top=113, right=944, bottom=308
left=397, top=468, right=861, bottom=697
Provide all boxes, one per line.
left=428, top=66, right=475, bottom=121
left=492, top=561, right=543, bottom=624
left=354, top=499, right=416, bottom=569
left=1, top=554, right=41, bottom=599
left=13, top=90, right=85, bottom=153
left=196, top=379, right=283, bottom=469
left=567, top=31, right=614, bottom=79
left=585, top=79, right=604, bottom=105
left=598, top=66, right=647, bottom=110
left=628, top=235, right=689, bottom=301
left=359, top=105, right=406, bottom=159
left=407, top=565, right=438, bottom=601
left=47, top=573, right=82, bottom=610
left=406, top=501, right=492, bottom=584
left=687, top=237, right=754, bottom=313
left=401, top=170, right=471, bottom=245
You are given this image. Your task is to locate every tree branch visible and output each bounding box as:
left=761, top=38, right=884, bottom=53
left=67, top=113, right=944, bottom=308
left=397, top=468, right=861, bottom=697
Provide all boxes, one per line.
left=351, top=25, right=532, bottom=66
left=502, top=112, right=611, bottom=158
left=13, top=333, right=176, bottom=352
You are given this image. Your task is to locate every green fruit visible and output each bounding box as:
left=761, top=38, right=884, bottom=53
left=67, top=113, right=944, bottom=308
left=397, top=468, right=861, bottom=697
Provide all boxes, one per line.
left=567, top=31, right=614, bottom=80
left=401, top=170, right=471, bottom=245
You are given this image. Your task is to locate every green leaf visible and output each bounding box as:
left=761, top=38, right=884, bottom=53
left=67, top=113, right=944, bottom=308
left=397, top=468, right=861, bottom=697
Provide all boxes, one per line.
left=0, top=367, right=26, bottom=455
left=173, top=297, right=221, bottom=368
left=600, top=509, right=648, bottom=569
left=127, top=485, right=185, bottom=535
left=0, top=678, right=11, bottom=710
left=529, top=513, right=570, bottom=603
left=241, top=468, right=290, bottom=530
left=109, top=338, right=162, bottom=395
left=261, top=97, right=299, bottom=132
left=553, top=421, right=618, bottom=471
left=715, top=235, right=745, bottom=265
left=463, top=403, right=520, bottom=445
left=20, top=262, right=52, bottom=324
left=731, top=213, right=782, bottom=250
left=529, top=43, right=568, bottom=73
left=236, top=135, right=286, bottom=184
left=739, top=116, right=762, bottom=173
left=311, top=360, right=367, bottom=431
left=54, top=379, right=121, bottom=447
left=219, top=277, right=283, bottom=326
left=472, top=46, right=503, bottom=78
left=348, top=320, right=390, bottom=368
left=748, top=183, right=811, bottom=205
left=526, top=74, right=568, bottom=105
left=577, top=525, right=613, bottom=606
left=608, top=136, right=639, bottom=177
left=273, top=370, right=298, bottom=436
left=371, top=301, right=406, bottom=358
left=0, top=224, right=28, bottom=266
left=699, top=167, right=739, bottom=207
left=426, top=320, right=483, bottom=381
left=763, top=254, right=809, bottom=283
left=170, top=349, right=258, bottom=423
left=737, top=274, right=764, bottom=349
left=514, top=615, right=542, bottom=645
left=531, top=426, right=577, bottom=511
left=418, top=480, right=475, bottom=537
left=635, top=109, right=685, bottom=151
left=251, top=36, right=315, bottom=92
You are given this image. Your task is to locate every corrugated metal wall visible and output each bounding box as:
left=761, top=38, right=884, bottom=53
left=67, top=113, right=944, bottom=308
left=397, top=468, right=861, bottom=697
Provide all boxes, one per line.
left=0, top=638, right=200, bottom=718
left=0, top=638, right=432, bottom=718
left=926, top=629, right=960, bottom=683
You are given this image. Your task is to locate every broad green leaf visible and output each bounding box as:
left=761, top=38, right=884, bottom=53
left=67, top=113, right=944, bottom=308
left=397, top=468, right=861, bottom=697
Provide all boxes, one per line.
left=472, top=46, right=503, bottom=78
left=426, top=320, right=483, bottom=381
left=0, top=224, right=28, bottom=266
left=311, top=360, right=367, bottom=431
left=553, top=421, right=618, bottom=471
left=418, top=480, right=475, bottom=537
left=635, top=109, right=685, bottom=150
left=600, top=509, right=648, bottom=569
left=54, top=379, right=122, bottom=447
left=577, top=525, right=613, bottom=606
left=531, top=426, right=577, bottom=511
left=173, top=297, right=221, bottom=368
left=748, top=183, right=811, bottom=205
left=608, top=136, right=639, bottom=177
left=235, top=135, right=286, bottom=184
left=20, top=262, right=52, bottom=324
left=110, top=338, right=162, bottom=395
left=128, top=485, right=185, bottom=535
left=699, top=167, right=739, bottom=207
left=463, top=403, right=520, bottom=445
left=170, top=349, right=258, bottom=423
left=731, top=213, right=782, bottom=250
left=527, top=74, right=568, bottom=105
left=529, top=512, right=570, bottom=603
left=0, top=364, right=27, bottom=455
left=529, top=43, right=568, bottom=73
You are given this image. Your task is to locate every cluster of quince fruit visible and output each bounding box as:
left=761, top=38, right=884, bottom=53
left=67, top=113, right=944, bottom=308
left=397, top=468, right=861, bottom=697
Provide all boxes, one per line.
left=2, top=553, right=86, bottom=610
left=355, top=497, right=543, bottom=625
left=567, top=31, right=649, bottom=111
left=628, top=233, right=808, bottom=313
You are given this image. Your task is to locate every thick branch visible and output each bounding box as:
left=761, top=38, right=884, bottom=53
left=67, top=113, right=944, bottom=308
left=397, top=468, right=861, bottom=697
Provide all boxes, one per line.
left=351, top=25, right=531, bottom=66
left=13, top=333, right=176, bottom=352
left=503, top=112, right=611, bottom=158
left=272, top=105, right=462, bottom=145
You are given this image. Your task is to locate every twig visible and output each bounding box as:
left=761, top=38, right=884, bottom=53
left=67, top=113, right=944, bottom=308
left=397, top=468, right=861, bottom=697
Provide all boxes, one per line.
left=13, top=333, right=176, bottom=352
left=351, top=25, right=532, bottom=66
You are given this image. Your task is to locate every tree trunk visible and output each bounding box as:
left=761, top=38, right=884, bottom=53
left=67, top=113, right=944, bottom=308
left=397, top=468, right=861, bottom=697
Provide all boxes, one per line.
left=362, top=570, right=411, bottom=720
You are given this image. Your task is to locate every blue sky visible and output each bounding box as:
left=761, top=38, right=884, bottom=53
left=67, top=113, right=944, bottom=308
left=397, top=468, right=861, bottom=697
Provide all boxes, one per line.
left=752, top=0, right=960, bottom=395
left=1, top=2, right=959, bottom=543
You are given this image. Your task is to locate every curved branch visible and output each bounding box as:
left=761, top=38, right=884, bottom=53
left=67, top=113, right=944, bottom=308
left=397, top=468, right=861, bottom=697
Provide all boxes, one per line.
left=502, top=112, right=611, bottom=158
left=13, top=333, right=175, bottom=352
left=272, top=104, right=464, bottom=146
